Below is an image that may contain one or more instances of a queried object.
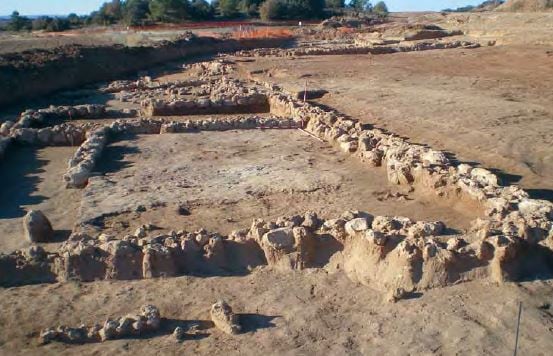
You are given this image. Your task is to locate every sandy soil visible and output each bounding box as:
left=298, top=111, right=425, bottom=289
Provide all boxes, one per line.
left=238, top=44, right=553, bottom=200
left=79, top=130, right=479, bottom=237
left=0, top=146, right=80, bottom=253
left=0, top=270, right=552, bottom=355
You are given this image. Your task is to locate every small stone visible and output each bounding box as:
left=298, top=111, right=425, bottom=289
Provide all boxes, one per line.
left=173, top=326, right=186, bottom=341
left=135, top=205, right=147, bottom=212
left=135, top=226, right=147, bottom=238
left=387, top=287, right=406, bottom=303
left=141, top=304, right=161, bottom=330
left=99, top=320, right=118, bottom=341
left=345, top=218, right=370, bottom=236
left=176, top=204, right=190, bottom=216
left=364, top=229, right=388, bottom=246
left=38, top=328, right=58, bottom=345
left=98, top=233, right=115, bottom=242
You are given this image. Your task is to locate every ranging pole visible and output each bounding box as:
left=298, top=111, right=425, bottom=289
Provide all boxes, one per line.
left=514, top=301, right=522, bottom=356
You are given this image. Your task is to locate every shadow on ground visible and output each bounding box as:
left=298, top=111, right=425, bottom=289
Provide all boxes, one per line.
left=239, top=313, right=279, bottom=333
left=0, top=146, right=48, bottom=219
left=94, top=136, right=141, bottom=175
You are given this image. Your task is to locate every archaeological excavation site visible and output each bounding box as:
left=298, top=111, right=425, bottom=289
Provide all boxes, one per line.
left=0, top=4, right=553, bottom=355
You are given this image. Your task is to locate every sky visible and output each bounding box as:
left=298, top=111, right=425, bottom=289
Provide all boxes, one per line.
left=0, top=0, right=484, bottom=16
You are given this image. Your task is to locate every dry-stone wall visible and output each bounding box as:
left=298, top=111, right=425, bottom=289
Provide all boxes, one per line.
left=2, top=209, right=551, bottom=295
left=236, top=39, right=481, bottom=58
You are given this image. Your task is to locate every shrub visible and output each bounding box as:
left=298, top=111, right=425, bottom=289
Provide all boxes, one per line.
left=349, top=0, right=372, bottom=11
left=32, top=16, right=72, bottom=32
left=259, top=0, right=287, bottom=20
left=373, top=1, right=388, bottom=16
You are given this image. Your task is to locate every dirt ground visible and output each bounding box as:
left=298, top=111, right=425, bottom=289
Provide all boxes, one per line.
left=239, top=44, right=553, bottom=200
left=78, top=130, right=478, bottom=238
left=0, top=270, right=552, bottom=355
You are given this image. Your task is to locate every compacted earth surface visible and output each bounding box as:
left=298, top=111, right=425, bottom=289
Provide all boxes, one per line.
left=240, top=44, right=553, bottom=196
left=79, top=130, right=477, bottom=239
left=1, top=10, right=553, bottom=356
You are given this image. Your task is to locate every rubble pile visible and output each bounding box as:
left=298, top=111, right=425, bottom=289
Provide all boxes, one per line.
left=101, top=76, right=156, bottom=93
left=105, top=78, right=205, bottom=104
left=183, top=59, right=236, bottom=78
left=142, top=78, right=269, bottom=116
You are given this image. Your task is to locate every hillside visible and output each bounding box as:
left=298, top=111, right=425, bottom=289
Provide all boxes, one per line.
left=497, top=0, right=553, bottom=11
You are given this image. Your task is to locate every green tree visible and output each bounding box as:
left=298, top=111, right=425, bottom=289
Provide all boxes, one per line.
left=325, top=0, right=345, bottom=8
left=102, top=0, right=123, bottom=22
left=7, top=11, right=32, bottom=31
left=190, top=0, right=215, bottom=20
left=307, top=0, right=325, bottom=17
left=349, top=0, right=372, bottom=11
left=149, top=0, right=191, bottom=22
left=373, top=1, right=388, bottom=15
left=90, top=1, right=123, bottom=25
left=66, top=13, right=82, bottom=26
left=239, top=0, right=264, bottom=17
left=218, top=0, right=241, bottom=17
left=259, top=0, right=287, bottom=20
left=123, top=0, right=150, bottom=25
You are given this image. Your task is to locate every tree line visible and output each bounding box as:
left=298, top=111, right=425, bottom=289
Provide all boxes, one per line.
left=2, top=0, right=388, bottom=32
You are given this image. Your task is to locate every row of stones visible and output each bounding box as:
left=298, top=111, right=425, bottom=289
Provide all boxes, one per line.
left=264, top=85, right=553, bottom=251
left=0, top=122, right=95, bottom=162
left=0, top=104, right=139, bottom=158
left=40, top=300, right=239, bottom=345
left=0, top=210, right=531, bottom=292
left=235, top=39, right=481, bottom=58
left=0, top=104, right=137, bottom=135
left=39, top=305, right=161, bottom=345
